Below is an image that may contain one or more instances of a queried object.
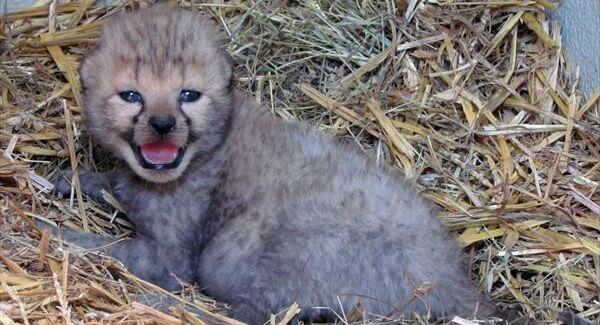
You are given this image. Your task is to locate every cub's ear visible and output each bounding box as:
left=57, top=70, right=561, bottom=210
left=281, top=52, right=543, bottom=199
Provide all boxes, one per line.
left=222, top=50, right=236, bottom=92
left=78, top=42, right=103, bottom=91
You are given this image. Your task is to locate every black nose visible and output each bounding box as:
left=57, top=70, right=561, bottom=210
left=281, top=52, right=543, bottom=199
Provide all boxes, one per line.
left=149, top=115, right=176, bottom=135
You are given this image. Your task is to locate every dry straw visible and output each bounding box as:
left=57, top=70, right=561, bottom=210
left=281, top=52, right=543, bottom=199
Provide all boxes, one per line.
left=1, top=0, right=599, bottom=324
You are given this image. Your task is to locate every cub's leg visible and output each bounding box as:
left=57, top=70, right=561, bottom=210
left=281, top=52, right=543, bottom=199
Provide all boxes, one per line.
left=49, top=169, right=194, bottom=289
left=52, top=168, right=115, bottom=204
left=39, top=222, right=191, bottom=291
left=108, top=236, right=195, bottom=290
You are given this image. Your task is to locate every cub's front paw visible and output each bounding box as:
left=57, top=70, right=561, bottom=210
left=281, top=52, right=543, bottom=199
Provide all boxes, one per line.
left=52, top=168, right=108, bottom=203
left=35, top=220, right=115, bottom=250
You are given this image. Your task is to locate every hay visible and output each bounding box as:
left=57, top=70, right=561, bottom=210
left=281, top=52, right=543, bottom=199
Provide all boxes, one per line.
left=1, top=0, right=598, bottom=323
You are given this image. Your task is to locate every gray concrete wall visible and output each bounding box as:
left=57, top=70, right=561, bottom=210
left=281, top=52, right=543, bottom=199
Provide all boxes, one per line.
left=1, top=0, right=38, bottom=13
left=550, top=0, right=600, bottom=98
left=2, top=0, right=599, bottom=98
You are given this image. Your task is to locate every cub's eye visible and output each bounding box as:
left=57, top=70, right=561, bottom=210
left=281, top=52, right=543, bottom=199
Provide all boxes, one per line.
left=179, top=90, right=202, bottom=103
left=118, top=91, right=143, bottom=103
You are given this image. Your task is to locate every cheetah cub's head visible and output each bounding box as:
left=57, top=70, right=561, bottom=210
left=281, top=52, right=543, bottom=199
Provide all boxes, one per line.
left=80, top=7, right=233, bottom=183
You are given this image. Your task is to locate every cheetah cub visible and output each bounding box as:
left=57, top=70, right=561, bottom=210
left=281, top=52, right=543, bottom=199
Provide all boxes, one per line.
left=52, top=6, right=539, bottom=325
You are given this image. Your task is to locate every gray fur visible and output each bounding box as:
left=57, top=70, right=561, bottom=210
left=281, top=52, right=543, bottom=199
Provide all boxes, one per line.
left=51, top=6, right=543, bottom=325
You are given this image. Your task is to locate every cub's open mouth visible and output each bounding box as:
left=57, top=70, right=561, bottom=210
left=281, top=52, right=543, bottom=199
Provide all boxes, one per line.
left=132, top=140, right=186, bottom=170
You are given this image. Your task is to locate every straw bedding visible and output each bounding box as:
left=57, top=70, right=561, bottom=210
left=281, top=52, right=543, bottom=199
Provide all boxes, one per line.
left=1, top=0, right=599, bottom=324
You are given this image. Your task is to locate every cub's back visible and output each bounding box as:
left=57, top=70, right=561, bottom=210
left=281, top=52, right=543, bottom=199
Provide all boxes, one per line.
left=197, top=95, right=485, bottom=321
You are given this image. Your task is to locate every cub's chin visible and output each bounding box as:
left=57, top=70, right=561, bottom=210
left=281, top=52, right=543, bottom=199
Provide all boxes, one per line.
left=131, top=166, right=188, bottom=184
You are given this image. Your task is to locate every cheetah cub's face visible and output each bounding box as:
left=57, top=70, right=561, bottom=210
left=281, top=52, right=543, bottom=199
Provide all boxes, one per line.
left=80, top=7, right=233, bottom=183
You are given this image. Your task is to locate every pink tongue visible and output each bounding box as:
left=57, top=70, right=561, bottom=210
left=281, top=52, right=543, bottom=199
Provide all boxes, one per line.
left=140, top=141, right=179, bottom=165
